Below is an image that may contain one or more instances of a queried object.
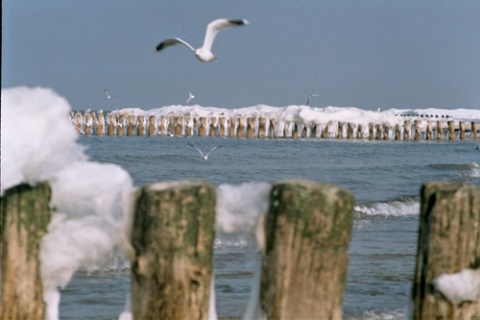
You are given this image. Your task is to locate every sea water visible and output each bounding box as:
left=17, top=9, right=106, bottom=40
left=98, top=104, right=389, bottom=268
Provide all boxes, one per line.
left=60, top=136, right=480, bottom=319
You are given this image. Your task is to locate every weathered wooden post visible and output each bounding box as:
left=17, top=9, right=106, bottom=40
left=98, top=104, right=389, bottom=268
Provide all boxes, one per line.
left=127, top=115, right=136, bottom=136
left=1, top=183, right=51, bottom=319
left=261, top=180, right=354, bottom=320
left=448, top=120, right=455, bottom=141
left=148, top=115, right=156, bottom=136
left=137, top=115, right=146, bottom=137
left=74, top=112, right=83, bottom=134
left=412, top=182, right=480, bottom=319
left=269, top=119, right=276, bottom=139
left=301, top=126, right=307, bottom=139
left=175, top=116, right=184, bottom=136
left=97, top=112, right=105, bottom=136
left=357, top=124, right=363, bottom=139
left=237, top=117, right=245, bottom=138
left=404, top=120, right=411, bottom=140
left=368, top=123, right=374, bottom=140
left=347, top=123, right=354, bottom=139
left=118, top=114, right=126, bottom=136
left=229, top=117, right=236, bottom=138
left=167, top=116, right=175, bottom=137
left=84, top=112, right=93, bottom=135
left=321, top=124, right=329, bottom=139
left=311, top=123, right=318, bottom=139
left=426, top=121, right=433, bottom=141
left=459, top=121, right=465, bottom=140
left=218, top=117, right=226, bottom=137
left=198, top=117, right=207, bottom=137
left=394, top=124, right=401, bottom=140
left=414, top=120, right=421, bottom=141
left=337, top=122, right=343, bottom=139
left=247, top=117, right=256, bottom=139
left=258, top=117, right=266, bottom=139
left=107, top=113, right=116, bottom=136
left=208, top=118, right=217, bottom=137
left=131, top=180, right=216, bottom=320
left=158, top=116, right=165, bottom=136
left=375, top=124, right=382, bottom=140
left=185, top=117, right=193, bottom=137
left=383, top=125, right=389, bottom=140
left=436, top=120, right=443, bottom=141
left=292, top=124, right=299, bottom=139
left=472, top=122, right=478, bottom=140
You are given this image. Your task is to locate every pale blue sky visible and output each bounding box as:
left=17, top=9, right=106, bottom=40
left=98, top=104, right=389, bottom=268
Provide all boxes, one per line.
left=3, top=1, right=480, bottom=111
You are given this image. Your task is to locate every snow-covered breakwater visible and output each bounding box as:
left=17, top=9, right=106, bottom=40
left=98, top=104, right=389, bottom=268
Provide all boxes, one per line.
left=70, top=106, right=480, bottom=141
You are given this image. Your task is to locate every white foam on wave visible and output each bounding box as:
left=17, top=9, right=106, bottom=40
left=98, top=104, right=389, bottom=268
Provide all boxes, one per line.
left=2, top=87, right=135, bottom=320
left=354, top=198, right=419, bottom=217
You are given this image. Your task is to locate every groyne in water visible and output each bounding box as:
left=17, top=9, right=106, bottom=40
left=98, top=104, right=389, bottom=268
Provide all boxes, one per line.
left=69, top=106, right=480, bottom=141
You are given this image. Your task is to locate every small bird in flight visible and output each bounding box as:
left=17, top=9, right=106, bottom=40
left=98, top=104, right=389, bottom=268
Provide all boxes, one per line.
left=104, top=88, right=117, bottom=99
left=156, top=18, right=249, bottom=62
left=186, top=91, right=195, bottom=104
left=306, top=94, right=319, bottom=106
left=188, top=142, right=223, bottom=160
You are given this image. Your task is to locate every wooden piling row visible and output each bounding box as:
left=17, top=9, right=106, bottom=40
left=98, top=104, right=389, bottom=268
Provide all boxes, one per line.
left=3, top=179, right=480, bottom=319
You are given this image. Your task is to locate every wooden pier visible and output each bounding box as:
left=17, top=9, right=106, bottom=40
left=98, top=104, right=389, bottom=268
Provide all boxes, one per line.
left=69, top=111, right=479, bottom=141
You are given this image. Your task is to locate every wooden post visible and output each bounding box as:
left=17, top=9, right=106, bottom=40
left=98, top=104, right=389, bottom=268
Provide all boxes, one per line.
left=459, top=121, right=465, bottom=140
left=357, top=124, right=363, bottom=139
left=394, top=124, right=401, bottom=140
left=84, top=112, right=93, bottom=135
left=131, top=180, right=216, bottom=320
left=137, top=115, right=146, bottom=137
left=269, top=119, right=276, bottom=139
left=74, top=112, right=83, bottom=134
left=383, top=125, right=389, bottom=140
left=414, top=120, right=421, bottom=141
left=436, top=121, right=443, bottom=141
left=321, top=124, right=329, bottom=139
left=1, top=183, right=51, bottom=319
left=97, top=112, right=105, bottom=136
left=118, top=114, right=126, bottom=136
left=167, top=116, right=175, bottom=137
left=301, top=126, right=307, bottom=139
left=311, top=123, right=318, bottom=139
left=472, top=122, right=478, bottom=140
left=107, top=113, right=116, bottom=136
left=347, top=123, right=354, bottom=139
left=158, top=116, right=165, bottom=136
left=261, top=180, right=354, bottom=320
left=404, top=120, right=411, bottom=141
left=127, top=115, right=136, bottom=136
left=337, top=122, right=343, bottom=139
left=448, top=121, right=455, bottom=141
left=375, top=124, right=382, bottom=140
left=412, top=182, right=480, bottom=319
left=292, top=124, right=299, bottom=139
left=175, top=116, right=184, bottom=136
left=368, top=123, right=374, bottom=140
left=237, top=117, right=245, bottom=138
left=208, top=118, right=217, bottom=137
left=229, top=117, right=236, bottom=138
left=426, top=121, right=433, bottom=141
left=185, top=117, right=193, bottom=137
left=218, top=117, right=226, bottom=137
left=258, top=117, right=266, bottom=139
left=148, top=115, right=156, bottom=136
left=247, top=117, right=256, bottom=139
left=198, top=117, right=206, bottom=137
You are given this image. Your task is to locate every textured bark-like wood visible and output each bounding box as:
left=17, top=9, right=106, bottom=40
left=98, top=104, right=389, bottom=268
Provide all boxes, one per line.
left=1, top=183, right=51, bottom=320
left=218, top=117, right=226, bottom=137
left=127, top=115, right=136, bottom=136
left=118, top=114, right=126, bottom=136
left=347, top=123, right=354, bottom=139
left=148, top=115, right=156, bottom=136
left=258, top=117, right=266, bottom=139
left=229, top=117, right=236, bottom=138
left=237, top=117, right=245, bottom=138
left=436, top=121, right=443, bottom=140
left=131, top=180, right=216, bottom=320
left=472, top=122, right=478, bottom=140
left=383, top=125, right=389, bottom=140
left=292, top=124, right=299, bottom=139
left=412, top=183, right=480, bottom=319
left=209, top=118, right=217, bottom=137
left=74, top=112, right=83, bottom=134
left=321, top=124, right=329, bottom=139
left=368, top=123, right=374, bottom=140
left=459, top=121, right=465, bottom=140
left=107, top=113, right=116, bottom=136
left=269, top=119, right=276, bottom=139
left=261, top=180, right=354, bottom=320
left=404, top=120, right=411, bottom=140
left=97, top=112, right=105, bottom=136
left=84, top=112, right=93, bottom=135
left=137, top=115, right=146, bottom=136
left=167, top=116, right=175, bottom=137
left=158, top=116, right=165, bottom=136
left=394, top=124, right=401, bottom=140
left=175, top=116, right=184, bottom=136
left=198, top=117, right=206, bottom=137
left=247, top=117, right=256, bottom=139
left=357, top=124, right=363, bottom=139
left=185, top=117, right=193, bottom=137
left=375, top=124, right=382, bottom=140
left=337, top=122, right=343, bottom=139
left=448, top=120, right=455, bottom=141
left=414, top=120, right=421, bottom=141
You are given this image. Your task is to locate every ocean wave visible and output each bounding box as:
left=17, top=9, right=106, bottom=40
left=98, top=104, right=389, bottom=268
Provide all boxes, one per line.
left=354, top=198, right=419, bottom=218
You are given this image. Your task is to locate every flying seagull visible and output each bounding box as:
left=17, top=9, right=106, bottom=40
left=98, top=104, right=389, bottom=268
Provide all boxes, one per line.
left=104, top=89, right=117, bottom=99
left=188, top=142, right=223, bottom=160
left=186, top=91, right=195, bottom=104
left=156, top=18, right=249, bottom=62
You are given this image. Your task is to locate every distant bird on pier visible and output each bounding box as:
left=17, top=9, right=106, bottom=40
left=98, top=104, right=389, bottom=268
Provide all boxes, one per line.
left=156, top=18, right=249, bottom=62
left=188, top=142, right=223, bottom=160
left=306, top=94, right=319, bottom=106
left=186, top=91, right=195, bottom=104
left=104, top=89, right=117, bottom=99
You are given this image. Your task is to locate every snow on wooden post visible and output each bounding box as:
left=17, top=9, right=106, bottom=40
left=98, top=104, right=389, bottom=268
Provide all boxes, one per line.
left=258, top=117, right=266, bottom=139
left=148, top=115, right=156, bottom=136
left=412, top=182, right=480, bottom=319
left=131, top=180, right=216, bottom=320
left=167, top=116, right=175, bottom=137
left=1, top=183, right=51, bottom=320
left=117, top=114, right=126, bottom=136
left=357, top=124, right=363, bottom=139
left=414, top=120, right=421, bottom=141
left=237, top=117, right=246, bottom=138
left=321, top=124, right=329, bottom=139
left=107, top=113, right=116, bottom=136
left=436, top=121, right=443, bottom=141
left=74, top=111, right=83, bottom=134
left=448, top=120, right=455, bottom=141
left=337, top=122, right=343, bottom=139
left=425, top=121, right=433, bottom=141
left=185, top=117, right=193, bottom=137
left=247, top=117, right=256, bottom=139
left=158, top=116, right=165, bottom=136
left=269, top=119, right=276, bottom=139
left=84, top=112, right=93, bottom=135
left=137, top=115, right=146, bottom=137
left=292, top=123, right=299, bottom=139
left=261, top=180, right=354, bottom=320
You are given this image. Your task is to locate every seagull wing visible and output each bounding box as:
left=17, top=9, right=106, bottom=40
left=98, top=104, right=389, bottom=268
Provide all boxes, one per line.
left=205, top=145, right=223, bottom=157
left=188, top=142, right=205, bottom=157
left=156, top=37, right=195, bottom=52
left=201, top=19, right=249, bottom=52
